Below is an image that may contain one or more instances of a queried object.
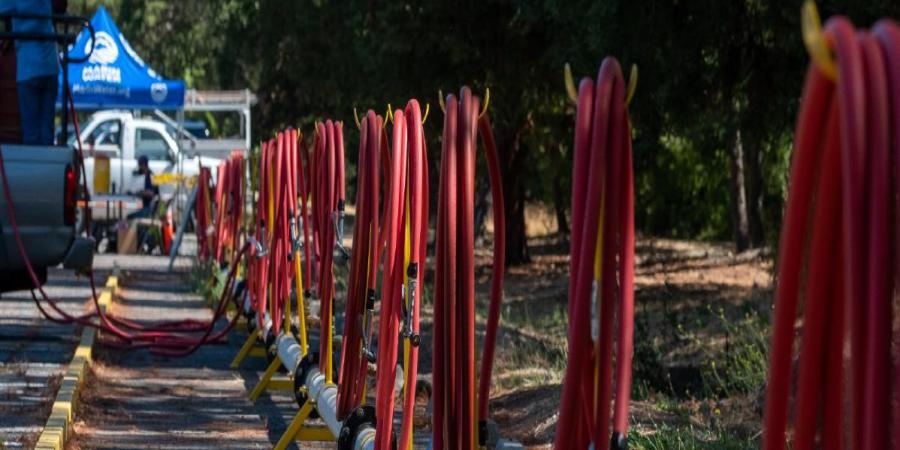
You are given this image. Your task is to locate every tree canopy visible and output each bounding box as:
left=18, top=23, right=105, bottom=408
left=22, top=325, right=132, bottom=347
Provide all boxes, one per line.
left=70, top=0, right=900, bottom=261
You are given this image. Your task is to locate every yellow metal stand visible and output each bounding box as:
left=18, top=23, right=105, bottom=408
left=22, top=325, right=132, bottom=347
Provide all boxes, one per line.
left=273, top=399, right=334, bottom=449
left=230, top=328, right=267, bottom=369
left=248, top=356, right=293, bottom=401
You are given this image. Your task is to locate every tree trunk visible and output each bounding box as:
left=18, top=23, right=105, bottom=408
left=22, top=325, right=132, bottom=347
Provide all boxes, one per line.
left=730, top=128, right=751, bottom=252
left=497, top=122, right=532, bottom=265
left=553, top=177, right=569, bottom=236
left=505, top=183, right=529, bottom=264
left=473, top=176, right=491, bottom=239
left=743, top=134, right=765, bottom=247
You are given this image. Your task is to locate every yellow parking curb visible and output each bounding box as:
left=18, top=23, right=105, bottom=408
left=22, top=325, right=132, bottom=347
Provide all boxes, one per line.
left=34, top=275, right=118, bottom=450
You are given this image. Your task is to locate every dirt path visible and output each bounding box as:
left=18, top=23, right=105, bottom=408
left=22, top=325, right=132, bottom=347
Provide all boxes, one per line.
left=478, top=236, right=772, bottom=448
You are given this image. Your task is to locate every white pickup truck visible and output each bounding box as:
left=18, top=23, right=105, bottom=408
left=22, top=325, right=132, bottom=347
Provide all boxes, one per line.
left=74, top=110, right=222, bottom=219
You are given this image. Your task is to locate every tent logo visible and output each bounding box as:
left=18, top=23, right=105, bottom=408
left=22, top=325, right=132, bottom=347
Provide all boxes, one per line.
left=86, top=31, right=119, bottom=65
left=151, top=83, right=168, bottom=103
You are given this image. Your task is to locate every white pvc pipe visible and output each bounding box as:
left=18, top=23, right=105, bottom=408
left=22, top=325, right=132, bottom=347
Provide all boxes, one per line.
left=275, top=334, right=515, bottom=449
left=275, top=332, right=377, bottom=449
left=288, top=352, right=376, bottom=449
left=276, top=334, right=302, bottom=374
left=303, top=366, right=343, bottom=436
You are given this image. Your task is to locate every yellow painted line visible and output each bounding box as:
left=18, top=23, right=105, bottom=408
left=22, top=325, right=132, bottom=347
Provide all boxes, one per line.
left=34, top=275, right=118, bottom=450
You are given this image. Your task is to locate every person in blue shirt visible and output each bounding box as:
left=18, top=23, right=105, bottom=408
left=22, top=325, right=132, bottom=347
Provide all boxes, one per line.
left=0, top=0, right=65, bottom=145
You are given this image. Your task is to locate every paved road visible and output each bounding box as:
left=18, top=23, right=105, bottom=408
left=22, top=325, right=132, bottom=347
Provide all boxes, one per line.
left=0, top=269, right=97, bottom=450
left=0, top=247, right=133, bottom=450
left=0, top=244, right=191, bottom=449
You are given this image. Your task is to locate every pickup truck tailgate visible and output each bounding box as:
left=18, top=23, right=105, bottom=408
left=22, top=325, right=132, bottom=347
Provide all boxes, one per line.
left=0, top=145, right=76, bottom=269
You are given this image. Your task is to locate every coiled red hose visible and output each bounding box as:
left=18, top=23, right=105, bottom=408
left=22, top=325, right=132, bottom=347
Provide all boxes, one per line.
left=400, top=100, right=429, bottom=450
left=311, top=120, right=344, bottom=379
left=554, top=57, right=635, bottom=450
left=213, top=153, right=245, bottom=265
left=337, top=110, right=383, bottom=419
left=371, top=99, right=429, bottom=450
left=432, top=87, right=505, bottom=450
left=296, top=134, right=314, bottom=295
left=194, top=166, right=213, bottom=262
left=762, top=16, right=899, bottom=450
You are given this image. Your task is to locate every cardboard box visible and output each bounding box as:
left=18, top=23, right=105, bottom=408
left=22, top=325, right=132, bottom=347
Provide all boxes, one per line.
left=117, top=221, right=138, bottom=254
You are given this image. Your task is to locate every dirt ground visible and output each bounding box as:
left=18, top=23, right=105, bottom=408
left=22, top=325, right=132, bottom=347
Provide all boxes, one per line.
left=453, top=207, right=774, bottom=448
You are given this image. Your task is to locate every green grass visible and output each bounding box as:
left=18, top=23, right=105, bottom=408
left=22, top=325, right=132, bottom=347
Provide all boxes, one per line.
left=188, top=258, right=220, bottom=303
left=630, top=424, right=753, bottom=450
left=699, top=304, right=770, bottom=398
left=628, top=288, right=770, bottom=448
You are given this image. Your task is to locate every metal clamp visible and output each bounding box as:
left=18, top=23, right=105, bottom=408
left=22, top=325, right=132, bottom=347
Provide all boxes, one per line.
left=400, top=263, right=420, bottom=347
left=287, top=215, right=298, bottom=261
left=249, top=232, right=268, bottom=258
left=288, top=211, right=303, bottom=260
left=361, top=289, right=377, bottom=363
left=333, top=202, right=350, bottom=265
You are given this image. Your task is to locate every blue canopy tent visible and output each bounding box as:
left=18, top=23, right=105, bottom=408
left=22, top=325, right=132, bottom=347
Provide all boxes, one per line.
left=59, top=5, right=184, bottom=109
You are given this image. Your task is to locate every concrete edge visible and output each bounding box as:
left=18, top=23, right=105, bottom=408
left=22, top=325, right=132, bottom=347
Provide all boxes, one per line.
left=33, top=275, right=118, bottom=450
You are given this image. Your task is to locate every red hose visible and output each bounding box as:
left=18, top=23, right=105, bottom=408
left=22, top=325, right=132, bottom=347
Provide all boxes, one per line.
left=762, top=15, right=899, bottom=450
left=307, top=120, right=343, bottom=379
left=432, top=87, right=505, bottom=450
left=296, top=133, right=313, bottom=293
left=399, top=99, right=429, bottom=450
left=194, top=165, right=212, bottom=262
left=374, top=106, right=410, bottom=450
left=554, top=57, right=635, bottom=450
left=873, top=20, right=900, bottom=447
left=337, top=111, right=382, bottom=419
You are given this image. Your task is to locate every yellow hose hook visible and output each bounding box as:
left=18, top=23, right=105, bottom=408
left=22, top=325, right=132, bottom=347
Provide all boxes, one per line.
left=478, top=87, right=490, bottom=119
left=422, top=103, right=431, bottom=125
left=353, top=107, right=362, bottom=130
left=625, top=64, right=638, bottom=107
left=801, top=0, right=837, bottom=80
left=564, top=63, right=578, bottom=105
left=384, top=103, right=394, bottom=129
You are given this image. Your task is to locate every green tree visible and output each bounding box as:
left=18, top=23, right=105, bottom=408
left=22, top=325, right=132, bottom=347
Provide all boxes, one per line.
left=69, top=0, right=900, bottom=258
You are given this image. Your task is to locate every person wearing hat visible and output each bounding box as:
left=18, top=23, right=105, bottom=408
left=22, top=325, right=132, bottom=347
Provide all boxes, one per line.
left=127, top=155, right=159, bottom=219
